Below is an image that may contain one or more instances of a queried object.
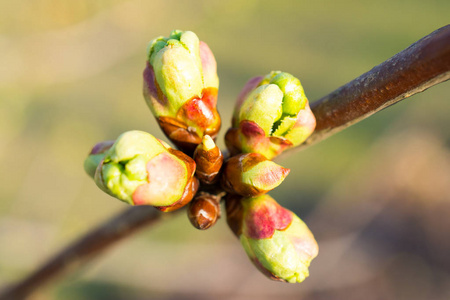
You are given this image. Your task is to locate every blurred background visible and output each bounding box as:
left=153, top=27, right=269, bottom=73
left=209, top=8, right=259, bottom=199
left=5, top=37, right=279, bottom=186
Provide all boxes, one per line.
left=1, top=0, right=449, bottom=299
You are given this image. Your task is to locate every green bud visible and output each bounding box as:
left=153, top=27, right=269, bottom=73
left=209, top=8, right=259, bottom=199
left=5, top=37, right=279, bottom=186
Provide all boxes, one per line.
left=89, top=131, right=197, bottom=209
left=226, top=194, right=319, bottom=283
left=144, top=30, right=221, bottom=153
left=226, top=71, right=315, bottom=159
left=107, top=130, right=166, bottom=162
left=262, top=71, right=307, bottom=117
left=238, top=84, right=284, bottom=136
left=150, top=37, right=203, bottom=117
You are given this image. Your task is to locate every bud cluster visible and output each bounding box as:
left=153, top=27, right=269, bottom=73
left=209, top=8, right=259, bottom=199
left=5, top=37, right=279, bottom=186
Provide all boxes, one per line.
left=84, top=30, right=318, bottom=283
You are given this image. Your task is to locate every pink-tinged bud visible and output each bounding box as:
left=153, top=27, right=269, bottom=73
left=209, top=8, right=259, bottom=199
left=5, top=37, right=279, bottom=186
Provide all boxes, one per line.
left=88, top=131, right=198, bottom=211
left=225, top=71, right=316, bottom=160
left=221, top=153, right=290, bottom=197
left=226, top=194, right=318, bottom=283
left=193, top=135, right=224, bottom=184
left=143, top=30, right=221, bottom=154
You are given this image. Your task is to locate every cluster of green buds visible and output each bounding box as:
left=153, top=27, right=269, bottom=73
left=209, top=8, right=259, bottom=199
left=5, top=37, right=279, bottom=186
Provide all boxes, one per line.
left=85, top=30, right=318, bottom=283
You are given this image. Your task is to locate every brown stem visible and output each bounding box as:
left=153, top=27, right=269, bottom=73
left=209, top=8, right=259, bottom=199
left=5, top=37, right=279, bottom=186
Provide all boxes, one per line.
left=0, top=207, right=175, bottom=300
left=279, top=24, right=450, bottom=158
left=1, top=25, right=449, bottom=300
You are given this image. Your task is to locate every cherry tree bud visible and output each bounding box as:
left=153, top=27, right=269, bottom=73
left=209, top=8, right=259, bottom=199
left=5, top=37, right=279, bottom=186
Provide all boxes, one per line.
left=226, top=194, right=318, bottom=283
left=193, top=135, right=223, bottom=184
left=221, top=153, right=290, bottom=197
left=188, top=193, right=221, bottom=230
left=86, top=130, right=198, bottom=211
left=225, top=71, right=316, bottom=159
left=143, top=30, right=220, bottom=153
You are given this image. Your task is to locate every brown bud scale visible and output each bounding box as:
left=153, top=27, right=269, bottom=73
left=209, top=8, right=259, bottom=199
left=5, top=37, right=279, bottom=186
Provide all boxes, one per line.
left=225, top=194, right=244, bottom=237
left=194, top=142, right=223, bottom=184
left=158, top=117, right=202, bottom=155
left=188, top=193, right=221, bottom=230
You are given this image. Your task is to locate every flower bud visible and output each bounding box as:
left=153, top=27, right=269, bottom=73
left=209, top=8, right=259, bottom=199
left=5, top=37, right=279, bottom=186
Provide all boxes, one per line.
left=84, top=140, right=114, bottom=178
left=221, top=153, right=290, bottom=197
left=88, top=130, right=198, bottom=211
left=226, top=194, right=318, bottom=283
left=225, top=71, right=316, bottom=159
left=143, top=30, right=220, bottom=153
left=188, top=193, right=221, bottom=230
left=193, top=135, right=223, bottom=184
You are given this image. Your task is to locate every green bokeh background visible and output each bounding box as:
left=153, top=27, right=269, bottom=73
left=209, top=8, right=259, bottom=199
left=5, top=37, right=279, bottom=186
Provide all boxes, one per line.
left=1, top=1, right=449, bottom=299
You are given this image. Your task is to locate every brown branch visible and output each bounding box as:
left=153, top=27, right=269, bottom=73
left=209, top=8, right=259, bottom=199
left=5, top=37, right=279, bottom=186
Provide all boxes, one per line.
left=1, top=25, right=449, bottom=300
left=0, top=207, right=176, bottom=300
left=280, top=24, right=450, bottom=158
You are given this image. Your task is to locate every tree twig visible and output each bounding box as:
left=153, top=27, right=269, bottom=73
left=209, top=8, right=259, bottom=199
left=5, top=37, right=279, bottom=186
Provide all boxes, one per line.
left=279, top=24, right=450, bottom=158
left=1, top=25, right=449, bottom=300
left=0, top=207, right=176, bottom=300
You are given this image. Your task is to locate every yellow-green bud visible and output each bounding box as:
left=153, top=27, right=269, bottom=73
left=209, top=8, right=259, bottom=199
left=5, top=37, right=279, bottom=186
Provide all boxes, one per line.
left=86, top=131, right=197, bottom=210
left=226, top=71, right=315, bottom=159
left=143, top=30, right=220, bottom=153
left=226, top=194, right=318, bottom=283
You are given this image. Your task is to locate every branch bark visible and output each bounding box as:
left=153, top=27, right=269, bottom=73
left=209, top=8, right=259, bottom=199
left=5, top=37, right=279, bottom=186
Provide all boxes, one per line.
left=281, top=24, right=450, bottom=157
left=0, top=207, right=176, bottom=300
left=1, top=25, right=449, bottom=300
